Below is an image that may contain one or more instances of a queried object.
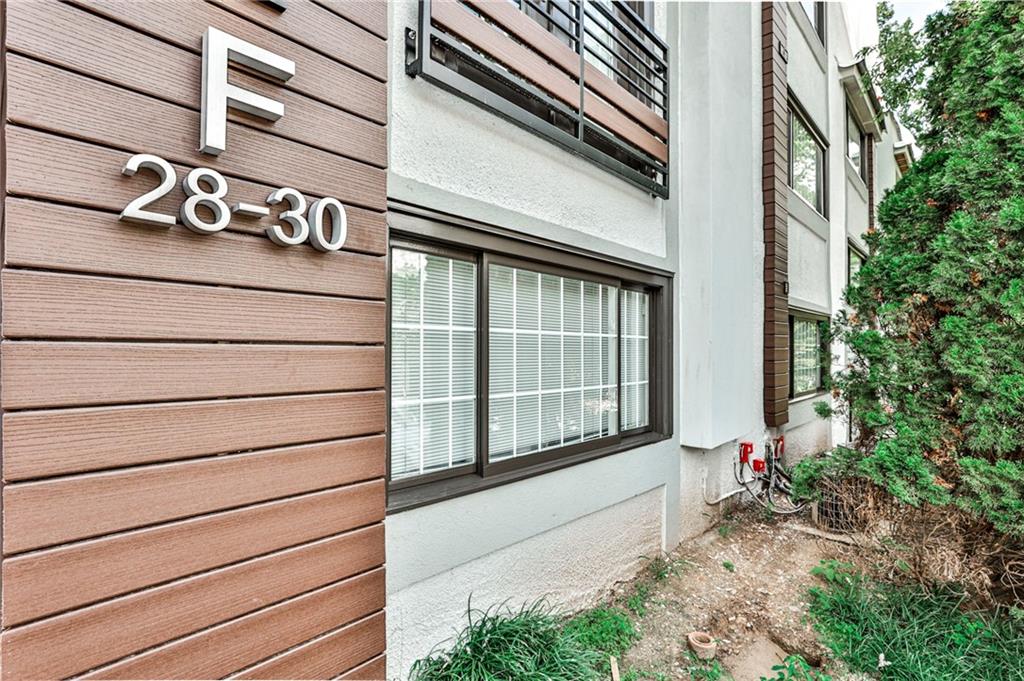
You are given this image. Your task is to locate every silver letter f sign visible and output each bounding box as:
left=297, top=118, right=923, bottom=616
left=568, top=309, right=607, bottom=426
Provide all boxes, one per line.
left=200, top=27, right=296, bottom=156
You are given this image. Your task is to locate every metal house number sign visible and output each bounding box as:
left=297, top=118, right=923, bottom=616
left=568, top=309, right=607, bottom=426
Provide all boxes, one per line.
left=118, top=27, right=348, bottom=253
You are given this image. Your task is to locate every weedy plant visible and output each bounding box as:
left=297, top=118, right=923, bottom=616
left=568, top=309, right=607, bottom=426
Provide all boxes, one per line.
left=562, top=606, right=639, bottom=675
left=684, top=652, right=728, bottom=681
left=759, top=655, right=831, bottom=681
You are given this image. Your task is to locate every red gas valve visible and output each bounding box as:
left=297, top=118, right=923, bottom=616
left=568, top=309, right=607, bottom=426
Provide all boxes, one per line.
left=752, top=458, right=766, bottom=474
left=739, top=441, right=754, bottom=464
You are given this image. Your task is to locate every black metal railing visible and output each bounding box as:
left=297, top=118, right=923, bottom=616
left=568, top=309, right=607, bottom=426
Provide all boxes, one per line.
left=406, top=0, right=670, bottom=197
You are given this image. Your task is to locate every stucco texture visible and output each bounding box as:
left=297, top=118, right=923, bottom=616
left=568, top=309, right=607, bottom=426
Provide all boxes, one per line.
left=386, top=488, right=664, bottom=680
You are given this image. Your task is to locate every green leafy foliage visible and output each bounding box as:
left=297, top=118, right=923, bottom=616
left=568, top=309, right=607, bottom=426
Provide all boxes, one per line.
left=684, top=654, right=728, bottom=681
left=819, top=1, right=1024, bottom=537
left=760, top=655, right=831, bottom=681
left=808, top=563, right=1024, bottom=680
left=409, top=600, right=603, bottom=681
left=626, top=583, right=650, bottom=618
left=562, top=606, right=638, bottom=674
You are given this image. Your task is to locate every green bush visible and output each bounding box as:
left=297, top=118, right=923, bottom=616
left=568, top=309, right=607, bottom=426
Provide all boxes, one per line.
left=816, top=1, right=1024, bottom=537
left=808, top=563, right=1024, bottom=680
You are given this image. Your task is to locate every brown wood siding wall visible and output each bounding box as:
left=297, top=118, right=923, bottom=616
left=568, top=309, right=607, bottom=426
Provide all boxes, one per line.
left=0, top=1, right=388, bottom=678
left=867, top=134, right=876, bottom=229
left=762, top=2, right=789, bottom=427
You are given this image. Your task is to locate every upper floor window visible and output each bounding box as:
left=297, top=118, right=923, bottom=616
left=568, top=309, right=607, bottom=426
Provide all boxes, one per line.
left=789, top=103, right=827, bottom=215
left=847, top=103, right=866, bottom=179
left=388, top=226, right=670, bottom=506
left=848, top=245, right=866, bottom=285
left=799, top=1, right=826, bottom=45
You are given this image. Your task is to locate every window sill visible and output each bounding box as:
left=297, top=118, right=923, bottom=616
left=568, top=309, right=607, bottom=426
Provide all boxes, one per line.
left=789, top=390, right=827, bottom=405
left=386, top=430, right=669, bottom=514
left=845, top=159, right=869, bottom=200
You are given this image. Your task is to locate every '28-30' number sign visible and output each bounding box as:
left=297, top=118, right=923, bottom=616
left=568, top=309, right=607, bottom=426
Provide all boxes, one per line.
left=119, top=153, right=347, bottom=253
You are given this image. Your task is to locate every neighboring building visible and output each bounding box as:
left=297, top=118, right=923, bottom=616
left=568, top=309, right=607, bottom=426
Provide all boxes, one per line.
left=0, top=2, right=909, bottom=679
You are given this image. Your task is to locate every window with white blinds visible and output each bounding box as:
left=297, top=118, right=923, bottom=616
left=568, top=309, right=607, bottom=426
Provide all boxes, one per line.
left=791, top=316, right=823, bottom=397
left=488, top=265, right=619, bottom=461
left=620, top=289, right=650, bottom=430
left=390, top=248, right=477, bottom=480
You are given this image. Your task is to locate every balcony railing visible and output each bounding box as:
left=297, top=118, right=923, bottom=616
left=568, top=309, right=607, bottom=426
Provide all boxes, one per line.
left=406, top=0, right=670, bottom=197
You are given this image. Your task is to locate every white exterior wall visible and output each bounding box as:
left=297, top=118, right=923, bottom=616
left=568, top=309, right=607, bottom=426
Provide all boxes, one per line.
left=384, top=2, right=900, bottom=677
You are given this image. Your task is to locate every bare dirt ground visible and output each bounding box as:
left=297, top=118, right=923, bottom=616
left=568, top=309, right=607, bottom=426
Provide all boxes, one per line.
left=617, top=507, right=854, bottom=680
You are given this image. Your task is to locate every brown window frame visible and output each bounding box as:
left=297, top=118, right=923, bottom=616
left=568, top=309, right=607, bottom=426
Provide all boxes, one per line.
left=789, top=310, right=829, bottom=400
left=387, top=206, right=673, bottom=512
left=788, top=96, right=829, bottom=218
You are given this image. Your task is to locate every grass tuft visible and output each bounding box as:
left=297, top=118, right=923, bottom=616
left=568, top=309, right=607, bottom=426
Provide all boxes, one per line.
left=808, top=563, right=1024, bottom=681
left=409, top=599, right=604, bottom=681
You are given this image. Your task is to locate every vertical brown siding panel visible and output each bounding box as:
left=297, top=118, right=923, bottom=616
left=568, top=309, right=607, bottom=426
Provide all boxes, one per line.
left=0, top=0, right=387, bottom=676
left=762, top=2, right=789, bottom=427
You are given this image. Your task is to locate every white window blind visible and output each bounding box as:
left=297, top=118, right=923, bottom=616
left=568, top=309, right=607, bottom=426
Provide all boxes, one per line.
left=488, top=265, right=618, bottom=461
left=792, top=317, right=822, bottom=395
left=391, top=248, right=477, bottom=480
left=620, top=289, right=650, bottom=430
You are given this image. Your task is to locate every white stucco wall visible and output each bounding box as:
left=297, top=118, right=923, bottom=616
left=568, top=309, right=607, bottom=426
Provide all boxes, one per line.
left=385, top=2, right=688, bottom=678
left=676, top=1, right=765, bottom=450
left=789, top=218, right=830, bottom=312
left=387, top=487, right=663, bottom=680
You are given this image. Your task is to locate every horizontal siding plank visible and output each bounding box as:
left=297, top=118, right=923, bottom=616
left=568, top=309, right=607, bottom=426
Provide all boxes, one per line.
left=208, top=0, right=385, bottom=81
left=1, top=527, right=382, bottom=673
left=69, top=0, right=386, bottom=123
left=5, top=56, right=386, bottom=210
left=338, top=654, right=387, bottom=680
left=3, top=435, right=384, bottom=553
left=315, top=0, right=387, bottom=39
left=5, top=0, right=385, bottom=167
left=1, top=341, right=385, bottom=409
left=233, top=612, right=386, bottom=679
left=5, top=567, right=384, bottom=681
left=81, top=569, right=385, bottom=680
left=1, top=483, right=384, bottom=627
left=4, top=127, right=385, bottom=255
left=1, top=270, right=386, bottom=343
left=3, top=391, right=385, bottom=480
left=3, top=199, right=385, bottom=299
